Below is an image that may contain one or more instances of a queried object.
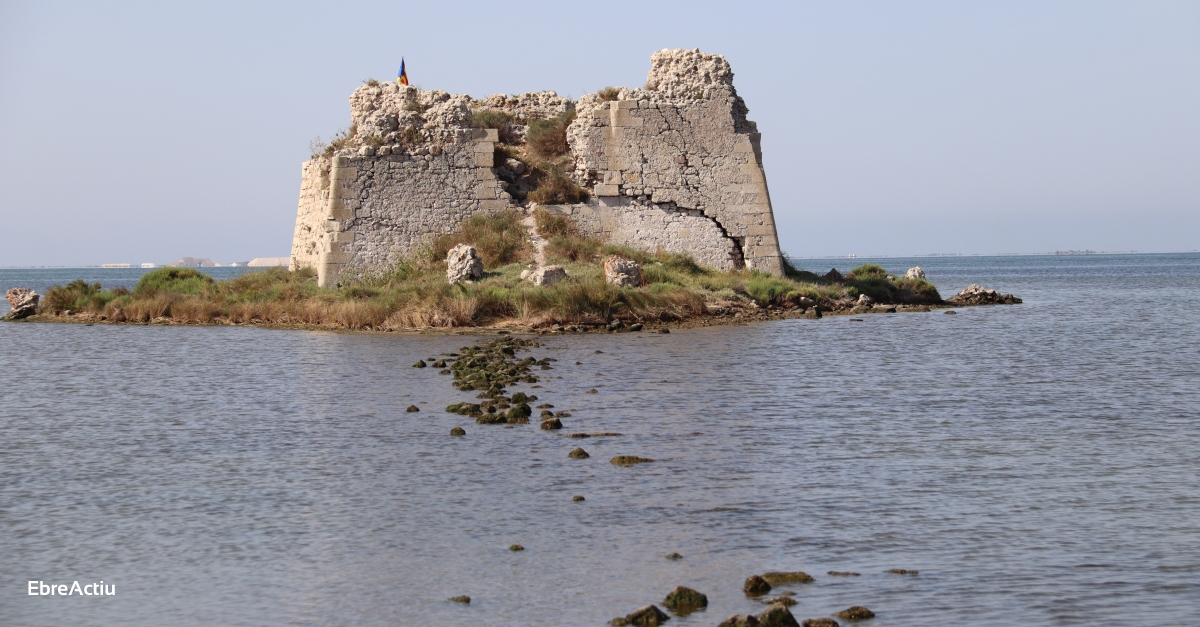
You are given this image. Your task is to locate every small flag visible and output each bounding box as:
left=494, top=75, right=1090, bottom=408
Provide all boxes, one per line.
left=397, top=58, right=409, bottom=86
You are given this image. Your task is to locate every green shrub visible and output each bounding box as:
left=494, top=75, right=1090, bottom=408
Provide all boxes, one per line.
left=745, top=274, right=795, bottom=306
left=135, top=268, right=214, bottom=296
left=526, top=109, right=575, bottom=158
left=41, top=279, right=112, bottom=313
left=848, top=263, right=888, bottom=280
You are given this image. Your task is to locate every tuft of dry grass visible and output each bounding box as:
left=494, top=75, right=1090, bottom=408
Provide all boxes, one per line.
left=528, top=161, right=588, bottom=205
left=596, top=86, right=621, bottom=102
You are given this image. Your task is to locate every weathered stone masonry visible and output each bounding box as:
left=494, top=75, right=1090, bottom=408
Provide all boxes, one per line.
left=291, top=49, right=783, bottom=285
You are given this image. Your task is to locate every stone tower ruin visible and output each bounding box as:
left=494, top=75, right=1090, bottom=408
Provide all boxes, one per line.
left=290, top=49, right=783, bottom=286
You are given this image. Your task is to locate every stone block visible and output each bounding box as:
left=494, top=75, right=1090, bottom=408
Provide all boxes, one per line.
left=595, top=184, right=620, bottom=196
left=474, top=152, right=494, bottom=167
left=333, top=156, right=350, bottom=167
left=334, top=167, right=358, bottom=180
left=479, top=199, right=509, bottom=210
left=475, top=185, right=497, bottom=199
left=614, top=100, right=638, bottom=109
left=324, top=251, right=352, bottom=264
left=747, top=224, right=776, bottom=236
left=473, top=141, right=494, bottom=153
left=332, top=230, right=355, bottom=243
left=603, top=171, right=623, bottom=184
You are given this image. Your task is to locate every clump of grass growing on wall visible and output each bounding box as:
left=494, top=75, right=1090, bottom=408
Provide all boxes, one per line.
left=526, top=109, right=575, bottom=158
left=471, top=109, right=518, bottom=144
left=528, top=161, right=588, bottom=205
left=596, top=87, right=621, bottom=102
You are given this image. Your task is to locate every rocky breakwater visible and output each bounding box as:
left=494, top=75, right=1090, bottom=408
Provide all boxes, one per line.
left=4, top=288, right=39, bottom=320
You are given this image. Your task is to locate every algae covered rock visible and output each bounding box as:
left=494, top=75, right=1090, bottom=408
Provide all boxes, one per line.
left=743, top=574, right=772, bottom=596
left=718, top=615, right=760, bottom=627
left=568, top=447, right=590, bottom=459
left=800, top=619, right=838, bottom=627
left=509, top=544, right=524, bottom=551
left=611, top=455, right=654, bottom=465
left=450, top=427, right=465, bottom=436
left=624, top=602, right=672, bottom=619
left=761, top=596, right=797, bottom=607
left=833, top=606, right=874, bottom=620
left=540, top=417, right=563, bottom=430
left=448, top=594, right=470, bottom=603
left=662, top=585, right=708, bottom=614
left=413, top=360, right=427, bottom=368
left=406, top=405, right=420, bottom=412
left=761, top=571, right=814, bottom=585
left=757, top=603, right=801, bottom=627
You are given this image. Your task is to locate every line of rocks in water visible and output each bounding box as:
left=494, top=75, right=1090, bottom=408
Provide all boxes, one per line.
left=418, top=334, right=916, bottom=625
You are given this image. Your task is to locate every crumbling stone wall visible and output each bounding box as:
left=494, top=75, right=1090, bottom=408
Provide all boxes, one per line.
left=290, top=48, right=784, bottom=285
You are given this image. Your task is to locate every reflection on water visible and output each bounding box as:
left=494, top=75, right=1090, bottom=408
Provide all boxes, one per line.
left=2, top=254, right=1199, bottom=626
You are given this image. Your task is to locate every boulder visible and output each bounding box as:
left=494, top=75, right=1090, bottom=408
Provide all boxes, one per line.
left=662, top=586, right=708, bottom=613
left=797, top=296, right=816, bottom=308
left=855, top=294, right=873, bottom=307
left=540, top=417, right=563, bottom=430
left=743, top=575, right=772, bottom=596
left=718, top=615, right=760, bottom=627
left=800, top=620, right=838, bottom=627
left=823, top=268, right=843, bottom=281
left=446, top=244, right=484, bottom=284
left=905, top=266, right=925, bottom=280
left=757, top=603, right=801, bottom=627
left=568, top=447, right=590, bottom=459
left=761, top=597, right=797, bottom=607
left=946, top=284, right=1021, bottom=305
left=4, top=288, right=39, bottom=320
left=450, top=427, right=466, bottom=436
left=530, top=265, right=567, bottom=286
left=761, top=571, right=814, bottom=584
left=604, top=256, right=643, bottom=287
left=833, top=607, right=874, bottom=620
left=448, top=595, right=470, bottom=603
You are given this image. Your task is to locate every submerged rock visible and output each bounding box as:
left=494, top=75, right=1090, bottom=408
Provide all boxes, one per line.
left=826, top=571, right=860, bottom=577
left=413, top=360, right=427, bottom=368
left=509, top=544, right=524, bottom=551
left=761, top=597, right=797, bottom=607
left=450, top=427, right=466, bottom=436
left=611, top=455, right=654, bottom=465
left=800, top=620, right=838, bottom=627
left=946, top=284, right=1021, bottom=305
left=757, top=603, right=801, bottom=627
left=833, top=607, right=874, bottom=620
left=743, top=575, right=772, bottom=596
left=448, top=595, right=471, bottom=604
left=406, top=405, right=420, bottom=412
left=568, top=447, right=590, bottom=458
left=761, top=571, right=814, bottom=585
left=541, top=417, right=563, bottom=430
left=662, top=585, right=708, bottom=614
left=573, top=495, right=585, bottom=501
left=4, top=288, right=39, bottom=320
left=885, top=569, right=918, bottom=575
left=446, top=244, right=484, bottom=284
left=718, top=615, right=760, bottom=627
left=665, top=552, right=683, bottom=560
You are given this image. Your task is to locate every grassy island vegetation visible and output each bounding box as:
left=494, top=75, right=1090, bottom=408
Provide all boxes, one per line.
left=33, top=212, right=941, bottom=331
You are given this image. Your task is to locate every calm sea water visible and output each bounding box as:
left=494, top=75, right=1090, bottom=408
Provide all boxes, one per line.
left=2, top=254, right=1198, bottom=626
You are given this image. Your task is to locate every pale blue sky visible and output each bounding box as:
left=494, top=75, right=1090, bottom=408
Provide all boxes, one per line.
left=1, top=1, right=1196, bottom=266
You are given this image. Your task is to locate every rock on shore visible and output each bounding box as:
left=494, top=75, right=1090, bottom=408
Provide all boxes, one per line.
left=4, top=288, right=39, bottom=320
left=446, top=244, right=483, bottom=284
